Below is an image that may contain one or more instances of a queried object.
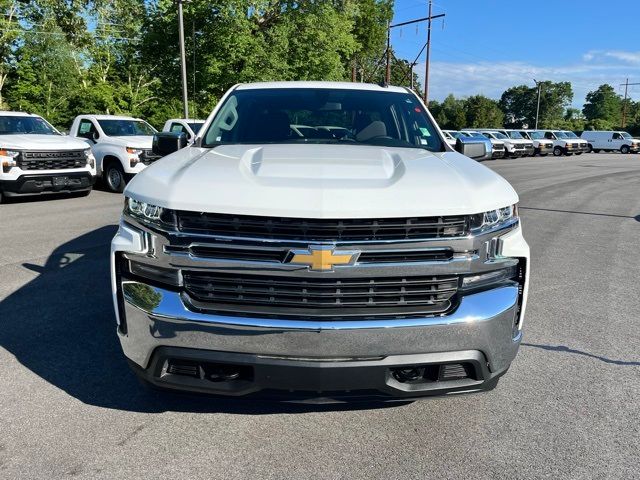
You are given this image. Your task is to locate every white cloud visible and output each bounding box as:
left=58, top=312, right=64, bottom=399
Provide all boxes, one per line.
left=415, top=51, right=640, bottom=108
left=583, top=50, right=640, bottom=64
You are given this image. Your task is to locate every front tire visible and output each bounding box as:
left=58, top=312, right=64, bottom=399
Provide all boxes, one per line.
left=621, top=145, right=630, bottom=154
left=104, top=161, right=126, bottom=193
left=553, top=146, right=564, bottom=157
left=587, top=144, right=594, bottom=153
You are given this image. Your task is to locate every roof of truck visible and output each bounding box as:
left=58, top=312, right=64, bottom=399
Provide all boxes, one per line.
left=0, top=111, right=39, bottom=117
left=235, top=81, right=409, bottom=94
left=79, top=114, right=138, bottom=121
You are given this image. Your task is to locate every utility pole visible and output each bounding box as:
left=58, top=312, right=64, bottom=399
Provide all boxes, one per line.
left=620, top=78, right=640, bottom=128
left=534, top=79, right=542, bottom=130
left=192, top=19, right=197, bottom=119
left=424, top=0, right=433, bottom=103
left=384, top=10, right=445, bottom=90
left=176, top=0, right=189, bottom=119
left=385, top=22, right=391, bottom=84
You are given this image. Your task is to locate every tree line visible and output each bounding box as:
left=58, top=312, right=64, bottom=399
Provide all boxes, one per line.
left=1, top=0, right=639, bottom=135
left=430, top=82, right=640, bottom=134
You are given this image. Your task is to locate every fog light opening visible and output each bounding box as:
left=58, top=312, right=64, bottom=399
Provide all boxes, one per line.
left=392, top=367, right=424, bottom=383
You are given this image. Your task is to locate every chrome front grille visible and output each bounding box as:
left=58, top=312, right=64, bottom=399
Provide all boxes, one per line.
left=176, top=212, right=470, bottom=241
left=183, top=271, right=459, bottom=318
left=140, top=149, right=162, bottom=166
left=123, top=212, right=519, bottom=321
left=165, top=244, right=454, bottom=264
left=18, top=150, right=86, bottom=170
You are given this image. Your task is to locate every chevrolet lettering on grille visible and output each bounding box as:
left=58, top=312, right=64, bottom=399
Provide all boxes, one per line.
left=288, top=246, right=358, bottom=271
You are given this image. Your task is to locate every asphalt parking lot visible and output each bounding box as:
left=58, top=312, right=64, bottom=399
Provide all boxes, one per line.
left=0, top=153, right=638, bottom=479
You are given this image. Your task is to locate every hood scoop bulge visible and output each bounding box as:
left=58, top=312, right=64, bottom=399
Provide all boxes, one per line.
left=240, top=145, right=405, bottom=183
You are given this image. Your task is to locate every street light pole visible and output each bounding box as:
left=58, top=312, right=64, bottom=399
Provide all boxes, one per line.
left=534, top=79, right=542, bottom=130
left=176, top=0, right=189, bottom=119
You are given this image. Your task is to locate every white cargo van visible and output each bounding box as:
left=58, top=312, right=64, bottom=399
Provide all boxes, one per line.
left=579, top=131, right=640, bottom=154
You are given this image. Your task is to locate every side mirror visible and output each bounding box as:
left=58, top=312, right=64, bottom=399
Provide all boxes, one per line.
left=153, top=132, right=188, bottom=157
left=91, top=131, right=100, bottom=141
left=454, top=137, right=487, bottom=160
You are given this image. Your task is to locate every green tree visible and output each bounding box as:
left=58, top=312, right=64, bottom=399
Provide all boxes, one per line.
left=464, top=95, right=503, bottom=128
left=349, top=0, right=393, bottom=76
left=582, top=84, right=621, bottom=126
left=430, top=94, right=465, bottom=129
left=8, top=29, right=81, bottom=126
left=499, top=81, right=573, bottom=128
left=0, top=1, right=22, bottom=109
left=141, top=0, right=362, bottom=118
left=389, top=55, right=421, bottom=92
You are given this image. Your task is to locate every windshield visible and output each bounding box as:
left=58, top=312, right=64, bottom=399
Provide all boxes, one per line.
left=621, top=132, right=633, bottom=139
left=489, top=132, right=508, bottom=139
left=203, top=88, right=444, bottom=151
left=450, top=131, right=465, bottom=139
left=554, top=131, right=569, bottom=139
left=507, top=131, right=524, bottom=139
left=0, top=115, right=59, bottom=135
left=97, top=119, right=156, bottom=136
left=189, top=122, right=204, bottom=133
left=563, top=131, right=579, bottom=138
left=528, top=131, right=544, bottom=139
left=467, top=131, right=485, bottom=138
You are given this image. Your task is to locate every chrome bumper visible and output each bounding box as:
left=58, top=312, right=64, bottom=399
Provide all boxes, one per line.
left=118, top=280, right=521, bottom=375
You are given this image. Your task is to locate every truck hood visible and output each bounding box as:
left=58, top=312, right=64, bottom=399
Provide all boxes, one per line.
left=109, top=135, right=154, bottom=149
left=0, top=134, right=90, bottom=151
left=125, top=144, right=519, bottom=218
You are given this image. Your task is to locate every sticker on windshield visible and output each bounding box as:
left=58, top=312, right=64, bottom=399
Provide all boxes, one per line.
left=419, top=127, right=430, bottom=137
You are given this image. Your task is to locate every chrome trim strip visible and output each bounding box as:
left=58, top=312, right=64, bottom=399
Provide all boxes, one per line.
left=123, top=216, right=519, bottom=246
left=122, top=281, right=519, bottom=330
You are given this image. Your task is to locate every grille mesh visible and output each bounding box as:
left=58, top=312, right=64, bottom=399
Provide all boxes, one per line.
left=177, top=212, right=469, bottom=241
left=18, top=150, right=86, bottom=170
left=183, top=271, right=460, bottom=318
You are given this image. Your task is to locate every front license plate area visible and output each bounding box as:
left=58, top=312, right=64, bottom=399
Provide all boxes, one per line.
left=53, top=176, right=70, bottom=187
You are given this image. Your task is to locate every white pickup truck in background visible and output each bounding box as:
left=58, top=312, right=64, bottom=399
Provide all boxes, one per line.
left=69, top=115, right=160, bottom=192
left=162, top=118, right=205, bottom=143
left=0, top=111, right=96, bottom=203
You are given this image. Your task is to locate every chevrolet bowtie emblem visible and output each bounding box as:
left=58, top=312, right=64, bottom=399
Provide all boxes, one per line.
left=289, top=247, right=358, bottom=271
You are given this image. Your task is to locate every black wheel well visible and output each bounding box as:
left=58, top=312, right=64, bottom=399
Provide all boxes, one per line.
left=103, top=155, right=123, bottom=171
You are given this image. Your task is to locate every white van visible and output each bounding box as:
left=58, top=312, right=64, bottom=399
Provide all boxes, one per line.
left=579, top=131, right=640, bottom=154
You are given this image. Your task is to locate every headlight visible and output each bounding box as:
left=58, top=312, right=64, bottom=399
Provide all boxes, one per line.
left=470, top=204, right=518, bottom=232
left=124, top=197, right=176, bottom=229
left=1, top=149, right=20, bottom=172
left=84, top=149, right=95, bottom=168
left=126, top=147, right=142, bottom=155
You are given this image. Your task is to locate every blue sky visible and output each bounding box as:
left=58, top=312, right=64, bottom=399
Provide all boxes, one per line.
left=392, top=0, right=640, bottom=107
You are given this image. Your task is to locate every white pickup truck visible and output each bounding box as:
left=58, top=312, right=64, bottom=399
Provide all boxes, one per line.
left=69, top=115, right=160, bottom=192
left=112, top=81, right=530, bottom=401
left=0, top=111, right=96, bottom=202
left=162, top=118, right=205, bottom=143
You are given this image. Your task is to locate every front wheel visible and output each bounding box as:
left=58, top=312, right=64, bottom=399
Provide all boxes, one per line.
left=621, top=145, right=630, bottom=154
left=587, top=144, right=594, bottom=153
left=553, top=146, right=564, bottom=157
left=105, top=162, right=126, bottom=193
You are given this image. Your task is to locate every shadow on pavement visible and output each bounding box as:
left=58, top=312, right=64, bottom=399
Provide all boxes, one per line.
left=0, top=226, right=404, bottom=414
